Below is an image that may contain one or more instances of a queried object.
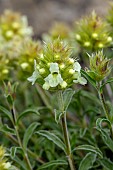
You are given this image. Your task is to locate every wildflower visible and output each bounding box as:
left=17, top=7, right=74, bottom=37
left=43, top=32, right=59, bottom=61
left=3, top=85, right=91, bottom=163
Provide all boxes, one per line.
left=74, top=11, right=112, bottom=51
left=86, top=50, right=111, bottom=81
left=18, top=39, right=42, bottom=80
left=28, top=39, right=87, bottom=90
left=0, top=146, right=11, bottom=170
left=0, top=10, right=33, bottom=41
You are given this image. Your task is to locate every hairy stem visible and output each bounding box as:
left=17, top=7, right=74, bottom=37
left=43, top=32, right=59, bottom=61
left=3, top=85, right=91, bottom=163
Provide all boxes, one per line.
left=97, top=82, right=113, bottom=138
left=11, top=105, right=32, bottom=170
left=58, top=91, right=75, bottom=170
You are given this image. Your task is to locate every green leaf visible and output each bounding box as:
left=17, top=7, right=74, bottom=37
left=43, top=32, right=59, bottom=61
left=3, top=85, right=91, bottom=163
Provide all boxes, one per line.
left=23, top=122, right=40, bottom=150
left=0, top=105, right=13, bottom=122
left=99, top=158, right=113, bottom=170
left=73, top=145, right=103, bottom=158
left=10, top=147, right=22, bottom=159
left=100, top=77, right=113, bottom=91
left=81, top=69, right=97, bottom=89
left=36, top=130, right=66, bottom=153
left=37, top=159, right=68, bottom=170
left=79, top=152, right=96, bottom=170
left=80, top=90, right=100, bottom=105
left=0, top=124, right=16, bottom=135
left=96, top=118, right=111, bottom=129
left=63, top=88, right=75, bottom=111
left=96, top=118, right=113, bottom=152
left=12, top=156, right=26, bottom=170
left=17, top=107, right=41, bottom=124
left=54, top=109, right=64, bottom=124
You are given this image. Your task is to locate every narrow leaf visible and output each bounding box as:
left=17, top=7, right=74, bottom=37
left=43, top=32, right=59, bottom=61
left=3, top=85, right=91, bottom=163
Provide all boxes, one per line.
left=17, top=108, right=41, bottom=124
left=0, top=124, right=16, bottom=135
left=36, top=130, right=66, bottom=153
left=73, top=144, right=103, bottom=158
left=99, top=158, right=113, bottom=170
left=79, top=152, right=96, bottom=170
left=81, top=69, right=97, bottom=89
left=63, top=88, right=75, bottom=111
left=0, top=105, right=12, bottom=122
left=12, top=156, right=26, bottom=170
left=100, top=77, right=113, bottom=91
left=96, top=118, right=113, bottom=152
left=38, top=159, right=68, bottom=170
left=23, top=122, right=40, bottom=150
left=54, top=109, right=64, bottom=124
left=10, top=147, right=22, bottom=159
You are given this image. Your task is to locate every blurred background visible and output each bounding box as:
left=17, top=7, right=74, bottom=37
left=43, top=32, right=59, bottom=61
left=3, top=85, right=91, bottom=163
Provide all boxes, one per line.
left=0, top=0, right=110, bottom=37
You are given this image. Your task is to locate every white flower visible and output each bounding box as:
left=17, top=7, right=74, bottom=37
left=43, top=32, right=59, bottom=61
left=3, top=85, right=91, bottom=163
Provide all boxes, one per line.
left=27, top=60, right=39, bottom=85
left=43, top=63, right=63, bottom=89
left=73, top=74, right=87, bottom=85
left=43, top=82, right=50, bottom=90
left=3, top=162, right=11, bottom=169
left=73, top=62, right=81, bottom=72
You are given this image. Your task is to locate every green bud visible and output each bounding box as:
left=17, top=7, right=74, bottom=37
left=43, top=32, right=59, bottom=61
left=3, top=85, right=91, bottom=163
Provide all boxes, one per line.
left=87, top=50, right=111, bottom=81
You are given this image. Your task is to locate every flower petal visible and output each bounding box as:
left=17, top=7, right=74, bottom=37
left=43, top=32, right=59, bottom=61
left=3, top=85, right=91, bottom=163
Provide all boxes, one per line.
left=27, top=69, right=39, bottom=85
left=50, top=63, right=59, bottom=73
left=44, top=73, right=63, bottom=87
left=43, top=82, right=50, bottom=90
left=73, top=62, right=81, bottom=72
left=78, top=77, right=87, bottom=85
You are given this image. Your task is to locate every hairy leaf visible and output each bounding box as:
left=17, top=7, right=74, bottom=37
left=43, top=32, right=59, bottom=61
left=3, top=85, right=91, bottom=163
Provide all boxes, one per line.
left=38, top=159, right=68, bottom=170
left=73, top=144, right=103, bottom=158
left=79, top=152, right=96, bottom=170
left=36, top=130, right=66, bottom=153
left=23, top=122, right=40, bottom=150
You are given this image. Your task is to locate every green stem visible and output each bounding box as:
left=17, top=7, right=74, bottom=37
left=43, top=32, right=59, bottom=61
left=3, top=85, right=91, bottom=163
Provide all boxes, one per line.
left=97, top=82, right=113, bottom=138
left=11, top=105, right=32, bottom=170
left=58, top=91, right=75, bottom=170
left=6, top=133, right=45, bottom=164
left=97, top=82, right=110, bottom=120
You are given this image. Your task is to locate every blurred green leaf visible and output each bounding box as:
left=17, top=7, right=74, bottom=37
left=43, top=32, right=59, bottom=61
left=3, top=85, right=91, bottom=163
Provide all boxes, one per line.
left=96, top=118, right=113, bottom=152
left=10, top=146, right=22, bottom=159
left=23, top=122, right=40, bottom=150
left=73, top=144, right=103, bottom=158
left=100, top=77, right=113, bottom=91
left=79, top=152, right=96, bottom=170
left=54, top=109, right=64, bottom=124
left=0, top=124, right=16, bottom=135
left=17, top=107, right=41, bottom=124
left=37, top=159, right=68, bottom=170
left=63, top=88, right=75, bottom=111
left=99, top=158, right=113, bottom=170
left=12, top=156, right=27, bottom=170
left=0, top=105, right=13, bottom=122
left=36, top=130, right=66, bottom=153
left=81, top=69, right=97, bottom=89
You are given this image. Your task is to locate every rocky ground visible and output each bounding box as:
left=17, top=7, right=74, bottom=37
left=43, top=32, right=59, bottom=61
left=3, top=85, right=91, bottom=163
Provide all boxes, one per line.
left=0, top=0, right=110, bottom=36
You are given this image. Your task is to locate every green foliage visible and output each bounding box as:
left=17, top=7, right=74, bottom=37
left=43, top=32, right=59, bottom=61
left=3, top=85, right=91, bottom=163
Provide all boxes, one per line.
left=1, top=4, right=113, bottom=170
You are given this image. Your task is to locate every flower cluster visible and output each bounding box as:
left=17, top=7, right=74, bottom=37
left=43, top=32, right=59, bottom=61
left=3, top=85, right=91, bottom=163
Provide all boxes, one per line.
left=74, top=11, right=112, bottom=51
left=86, top=51, right=111, bottom=82
left=17, top=39, right=42, bottom=79
left=0, top=146, right=11, bottom=170
left=28, top=39, right=87, bottom=90
left=0, top=10, right=32, bottom=41
left=46, top=22, right=71, bottom=40
left=0, top=10, right=33, bottom=81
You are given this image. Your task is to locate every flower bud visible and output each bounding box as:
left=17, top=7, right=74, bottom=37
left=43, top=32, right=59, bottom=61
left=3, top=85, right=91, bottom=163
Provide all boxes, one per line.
left=87, top=50, right=111, bottom=81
